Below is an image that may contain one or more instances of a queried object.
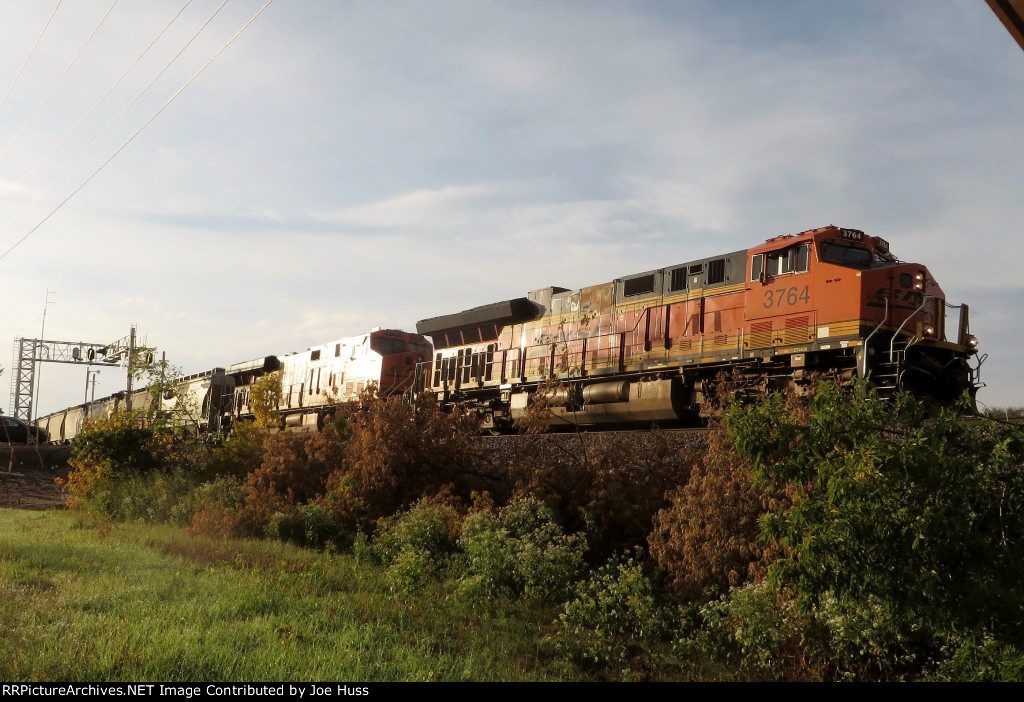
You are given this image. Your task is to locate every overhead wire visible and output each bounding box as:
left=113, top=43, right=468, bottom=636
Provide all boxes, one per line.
left=0, top=0, right=196, bottom=202
left=0, top=0, right=120, bottom=163
left=0, top=0, right=233, bottom=241
left=0, top=0, right=63, bottom=114
left=0, top=0, right=277, bottom=264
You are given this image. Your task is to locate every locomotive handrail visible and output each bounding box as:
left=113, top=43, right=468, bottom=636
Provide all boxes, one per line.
left=890, top=295, right=933, bottom=363
left=860, top=297, right=888, bottom=379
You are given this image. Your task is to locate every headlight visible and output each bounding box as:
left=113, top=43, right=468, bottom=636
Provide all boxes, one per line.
left=923, top=325, right=935, bottom=337
left=914, top=273, right=924, bottom=291
left=967, top=335, right=979, bottom=348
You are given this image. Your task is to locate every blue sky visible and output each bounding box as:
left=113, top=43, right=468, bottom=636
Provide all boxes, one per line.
left=0, top=0, right=1020, bottom=415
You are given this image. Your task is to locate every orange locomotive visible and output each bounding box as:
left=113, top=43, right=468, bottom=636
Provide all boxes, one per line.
left=416, top=225, right=981, bottom=430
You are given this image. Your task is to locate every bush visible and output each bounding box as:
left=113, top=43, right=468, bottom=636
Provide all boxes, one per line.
left=675, top=582, right=832, bottom=681
left=925, top=634, right=1024, bottom=682
left=231, top=423, right=347, bottom=537
left=725, top=382, right=1024, bottom=646
left=506, top=431, right=688, bottom=559
left=457, top=497, right=586, bottom=604
left=369, top=499, right=460, bottom=593
left=207, top=421, right=267, bottom=476
left=648, top=420, right=788, bottom=600
left=373, top=499, right=459, bottom=566
left=323, top=398, right=498, bottom=531
left=62, top=410, right=211, bottom=519
left=674, top=581, right=942, bottom=681
left=555, top=552, right=665, bottom=673
left=170, top=475, right=246, bottom=527
left=265, top=503, right=342, bottom=550
left=69, top=409, right=165, bottom=475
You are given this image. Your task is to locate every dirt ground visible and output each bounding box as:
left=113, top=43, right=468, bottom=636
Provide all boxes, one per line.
left=0, top=444, right=71, bottom=510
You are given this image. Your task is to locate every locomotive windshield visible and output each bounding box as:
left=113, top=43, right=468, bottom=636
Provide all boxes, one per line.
left=820, top=241, right=875, bottom=268
left=370, top=335, right=432, bottom=355
left=370, top=337, right=409, bottom=355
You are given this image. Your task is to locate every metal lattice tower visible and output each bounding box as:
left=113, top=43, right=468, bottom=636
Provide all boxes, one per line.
left=8, top=329, right=146, bottom=421
left=10, top=338, right=36, bottom=420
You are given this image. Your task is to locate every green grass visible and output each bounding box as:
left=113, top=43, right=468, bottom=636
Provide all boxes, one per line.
left=0, top=509, right=581, bottom=682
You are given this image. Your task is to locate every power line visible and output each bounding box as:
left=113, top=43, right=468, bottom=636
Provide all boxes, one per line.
left=0, top=0, right=119, bottom=164
left=0, top=0, right=277, bottom=264
left=0, top=0, right=233, bottom=240
left=0, top=1, right=63, bottom=114
left=0, top=0, right=196, bottom=202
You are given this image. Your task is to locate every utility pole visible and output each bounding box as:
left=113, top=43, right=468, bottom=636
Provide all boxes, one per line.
left=84, top=368, right=100, bottom=404
left=32, top=290, right=55, bottom=424
left=126, top=325, right=136, bottom=412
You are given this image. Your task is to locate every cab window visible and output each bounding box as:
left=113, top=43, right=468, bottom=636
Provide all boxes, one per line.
left=752, top=243, right=808, bottom=280
left=820, top=241, right=872, bottom=268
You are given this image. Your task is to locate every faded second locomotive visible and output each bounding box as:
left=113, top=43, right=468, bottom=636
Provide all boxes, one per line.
left=415, top=225, right=981, bottom=431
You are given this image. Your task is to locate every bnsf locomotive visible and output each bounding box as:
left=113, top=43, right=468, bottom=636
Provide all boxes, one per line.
left=415, top=225, right=981, bottom=431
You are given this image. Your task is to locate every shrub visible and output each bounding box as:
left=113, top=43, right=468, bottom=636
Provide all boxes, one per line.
left=265, top=503, right=342, bottom=550
left=170, top=475, right=246, bottom=527
left=925, top=634, right=1024, bottom=682
left=62, top=409, right=211, bottom=519
left=369, top=499, right=460, bottom=594
left=648, top=419, right=788, bottom=599
left=674, top=581, right=933, bottom=681
left=555, top=552, right=665, bottom=673
left=675, top=582, right=832, bottom=681
left=324, top=397, right=498, bottom=531
left=207, top=421, right=267, bottom=477
left=69, top=409, right=165, bottom=475
left=457, top=497, right=586, bottom=604
left=725, top=381, right=1024, bottom=646
left=506, top=431, right=687, bottom=559
left=231, top=423, right=347, bottom=537
left=373, top=499, right=459, bottom=566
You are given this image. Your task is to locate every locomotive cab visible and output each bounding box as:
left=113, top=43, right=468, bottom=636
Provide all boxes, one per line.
left=747, top=226, right=979, bottom=403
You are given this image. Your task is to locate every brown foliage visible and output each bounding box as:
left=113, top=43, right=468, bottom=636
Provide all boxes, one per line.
left=505, top=430, right=689, bottom=558
left=323, top=397, right=503, bottom=530
left=648, top=419, right=789, bottom=600
left=190, top=423, right=346, bottom=538
left=188, top=501, right=240, bottom=539
left=232, top=424, right=346, bottom=536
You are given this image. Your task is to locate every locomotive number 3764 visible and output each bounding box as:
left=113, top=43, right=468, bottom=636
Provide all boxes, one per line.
left=763, top=285, right=811, bottom=309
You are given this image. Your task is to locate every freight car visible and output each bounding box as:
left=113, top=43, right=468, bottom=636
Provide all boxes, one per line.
left=35, top=328, right=432, bottom=441
left=37, top=368, right=233, bottom=442
left=415, top=225, right=982, bottom=431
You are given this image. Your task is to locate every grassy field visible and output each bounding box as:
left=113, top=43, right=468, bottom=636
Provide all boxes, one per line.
left=0, top=509, right=578, bottom=682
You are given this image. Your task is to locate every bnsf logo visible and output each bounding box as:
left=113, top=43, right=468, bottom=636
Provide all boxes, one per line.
left=874, top=288, right=925, bottom=303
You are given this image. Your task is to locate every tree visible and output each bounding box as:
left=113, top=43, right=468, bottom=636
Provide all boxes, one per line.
left=134, top=355, right=195, bottom=429
left=725, top=381, right=1024, bottom=644
left=250, top=372, right=282, bottom=430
